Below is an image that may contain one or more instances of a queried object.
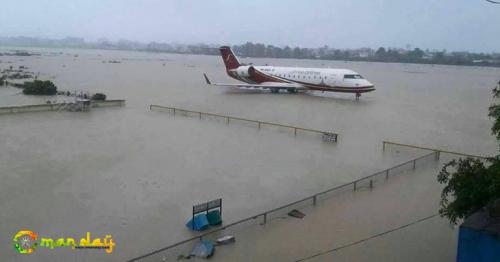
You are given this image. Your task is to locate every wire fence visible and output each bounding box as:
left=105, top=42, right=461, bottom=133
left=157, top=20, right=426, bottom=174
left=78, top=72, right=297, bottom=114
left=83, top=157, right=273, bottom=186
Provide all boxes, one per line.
left=150, top=104, right=339, bottom=142
left=127, top=150, right=439, bottom=262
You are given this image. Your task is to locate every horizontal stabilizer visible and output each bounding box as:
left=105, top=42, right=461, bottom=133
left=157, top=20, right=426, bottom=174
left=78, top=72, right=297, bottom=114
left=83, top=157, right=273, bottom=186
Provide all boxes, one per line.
left=203, top=73, right=211, bottom=85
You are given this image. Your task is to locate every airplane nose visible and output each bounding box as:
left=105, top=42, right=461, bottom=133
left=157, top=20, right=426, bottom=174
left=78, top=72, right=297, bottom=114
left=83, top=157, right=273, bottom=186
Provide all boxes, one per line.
left=363, top=80, right=375, bottom=89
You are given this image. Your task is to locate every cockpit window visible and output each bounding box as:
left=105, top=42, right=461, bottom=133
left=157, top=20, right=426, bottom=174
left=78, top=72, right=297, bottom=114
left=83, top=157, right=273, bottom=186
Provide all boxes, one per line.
left=344, top=74, right=363, bottom=79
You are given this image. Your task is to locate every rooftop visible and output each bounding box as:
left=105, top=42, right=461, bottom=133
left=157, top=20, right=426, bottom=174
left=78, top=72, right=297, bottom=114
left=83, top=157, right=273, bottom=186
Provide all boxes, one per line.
left=461, top=200, right=500, bottom=236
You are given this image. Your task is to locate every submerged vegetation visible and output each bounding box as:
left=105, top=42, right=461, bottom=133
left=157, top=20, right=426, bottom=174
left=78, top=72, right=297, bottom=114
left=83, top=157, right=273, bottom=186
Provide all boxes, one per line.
left=438, top=82, right=500, bottom=224
left=91, top=93, right=106, bottom=101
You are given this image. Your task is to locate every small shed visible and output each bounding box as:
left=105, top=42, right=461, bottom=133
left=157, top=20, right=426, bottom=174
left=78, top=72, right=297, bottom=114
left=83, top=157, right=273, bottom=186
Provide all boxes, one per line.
left=457, top=201, right=500, bottom=262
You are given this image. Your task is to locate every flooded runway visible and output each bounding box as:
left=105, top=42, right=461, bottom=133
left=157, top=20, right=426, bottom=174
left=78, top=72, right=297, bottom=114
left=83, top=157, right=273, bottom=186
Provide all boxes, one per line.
left=0, top=48, right=498, bottom=261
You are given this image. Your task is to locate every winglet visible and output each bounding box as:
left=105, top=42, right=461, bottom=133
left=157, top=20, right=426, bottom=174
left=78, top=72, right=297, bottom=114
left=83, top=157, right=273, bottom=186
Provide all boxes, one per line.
left=203, top=73, right=212, bottom=85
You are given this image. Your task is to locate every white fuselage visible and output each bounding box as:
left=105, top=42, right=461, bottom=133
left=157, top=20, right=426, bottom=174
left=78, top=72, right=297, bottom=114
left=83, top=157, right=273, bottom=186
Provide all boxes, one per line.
left=230, top=65, right=375, bottom=93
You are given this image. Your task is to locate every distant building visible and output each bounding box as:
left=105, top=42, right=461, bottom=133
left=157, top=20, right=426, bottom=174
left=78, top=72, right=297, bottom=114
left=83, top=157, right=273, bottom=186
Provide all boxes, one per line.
left=457, top=200, right=500, bottom=262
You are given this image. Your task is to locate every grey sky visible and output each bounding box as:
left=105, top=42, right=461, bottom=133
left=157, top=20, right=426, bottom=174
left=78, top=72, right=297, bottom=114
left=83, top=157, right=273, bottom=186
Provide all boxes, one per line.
left=1, top=0, right=499, bottom=52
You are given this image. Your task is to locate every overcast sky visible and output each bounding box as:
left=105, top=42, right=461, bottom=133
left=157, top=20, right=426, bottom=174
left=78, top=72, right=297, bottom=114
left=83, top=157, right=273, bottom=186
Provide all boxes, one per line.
left=1, top=0, right=499, bottom=52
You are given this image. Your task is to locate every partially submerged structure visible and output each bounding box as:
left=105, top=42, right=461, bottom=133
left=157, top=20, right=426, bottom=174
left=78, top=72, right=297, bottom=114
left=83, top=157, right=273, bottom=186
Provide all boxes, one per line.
left=457, top=200, right=500, bottom=262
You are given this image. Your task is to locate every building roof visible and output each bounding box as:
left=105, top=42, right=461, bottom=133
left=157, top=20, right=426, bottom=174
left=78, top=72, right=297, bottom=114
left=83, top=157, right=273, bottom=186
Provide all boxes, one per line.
left=461, top=201, right=500, bottom=236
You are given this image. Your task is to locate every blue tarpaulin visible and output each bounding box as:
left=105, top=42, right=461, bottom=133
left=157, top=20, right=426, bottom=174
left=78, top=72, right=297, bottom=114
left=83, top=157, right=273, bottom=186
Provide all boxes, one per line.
left=186, top=214, right=209, bottom=231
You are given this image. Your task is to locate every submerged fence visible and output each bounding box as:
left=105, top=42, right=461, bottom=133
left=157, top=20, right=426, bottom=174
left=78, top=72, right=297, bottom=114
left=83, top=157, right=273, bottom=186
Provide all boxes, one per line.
left=127, top=150, right=439, bottom=262
left=382, top=140, right=488, bottom=159
left=150, top=104, right=339, bottom=142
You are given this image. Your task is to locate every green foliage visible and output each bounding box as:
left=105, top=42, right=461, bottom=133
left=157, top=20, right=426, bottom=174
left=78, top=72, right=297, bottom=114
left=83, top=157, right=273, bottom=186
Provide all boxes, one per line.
left=438, top=83, right=500, bottom=224
left=22, top=80, right=57, bottom=95
left=438, top=157, right=500, bottom=224
left=489, top=82, right=500, bottom=140
left=91, top=93, right=106, bottom=101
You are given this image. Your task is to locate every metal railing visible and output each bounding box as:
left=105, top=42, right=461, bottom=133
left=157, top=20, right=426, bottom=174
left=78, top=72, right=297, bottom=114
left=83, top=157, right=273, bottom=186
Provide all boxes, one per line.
left=127, top=150, right=438, bottom=262
left=150, top=104, right=339, bottom=142
left=382, top=140, right=488, bottom=159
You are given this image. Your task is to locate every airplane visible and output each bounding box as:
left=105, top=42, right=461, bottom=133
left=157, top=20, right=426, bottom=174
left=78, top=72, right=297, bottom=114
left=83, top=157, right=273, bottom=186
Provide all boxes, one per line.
left=203, top=46, right=375, bottom=99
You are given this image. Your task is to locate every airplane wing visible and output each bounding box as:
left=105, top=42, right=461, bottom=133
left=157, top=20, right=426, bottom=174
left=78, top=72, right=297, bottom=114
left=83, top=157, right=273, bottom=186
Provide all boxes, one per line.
left=203, top=74, right=308, bottom=90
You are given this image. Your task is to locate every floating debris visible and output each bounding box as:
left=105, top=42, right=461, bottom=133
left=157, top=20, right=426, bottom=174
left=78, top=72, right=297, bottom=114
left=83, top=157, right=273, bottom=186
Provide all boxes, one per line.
left=288, top=209, right=306, bottom=219
left=190, top=240, right=215, bottom=258
left=216, top=235, right=235, bottom=245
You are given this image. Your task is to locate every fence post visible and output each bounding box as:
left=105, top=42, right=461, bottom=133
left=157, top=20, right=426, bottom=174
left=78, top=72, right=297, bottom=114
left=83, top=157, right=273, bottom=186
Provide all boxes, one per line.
left=353, top=181, right=357, bottom=191
left=369, top=180, right=373, bottom=189
left=313, top=195, right=317, bottom=206
left=382, top=141, right=386, bottom=151
left=173, top=108, right=176, bottom=116
left=258, top=122, right=261, bottom=129
left=199, top=112, right=202, bottom=119
left=263, top=213, right=267, bottom=224
left=413, top=160, right=416, bottom=170
left=385, top=169, right=389, bottom=180
left=435, top=151, right=440, bottom=160
left=226, top=117, right=229, bottom=125
left=294, top=128, right=297, bottom=136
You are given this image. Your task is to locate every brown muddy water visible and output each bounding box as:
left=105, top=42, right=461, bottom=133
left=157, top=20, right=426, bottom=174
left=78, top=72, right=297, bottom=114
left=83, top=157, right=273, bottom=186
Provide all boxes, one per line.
left=0, top=47, right=498, bottom=261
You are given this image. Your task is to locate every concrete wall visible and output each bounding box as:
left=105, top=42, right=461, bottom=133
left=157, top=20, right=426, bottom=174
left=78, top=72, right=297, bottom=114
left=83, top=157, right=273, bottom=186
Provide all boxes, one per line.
left=0, top=100, right=125, bottom=115
left=92, top=100, right=126, bottom=107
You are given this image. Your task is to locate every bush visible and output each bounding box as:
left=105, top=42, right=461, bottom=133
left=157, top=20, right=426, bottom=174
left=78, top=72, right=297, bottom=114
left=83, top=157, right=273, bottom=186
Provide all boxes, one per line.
left=22, top=80, right=57, bottom=95
left=91, top=93, right=106, bottom=101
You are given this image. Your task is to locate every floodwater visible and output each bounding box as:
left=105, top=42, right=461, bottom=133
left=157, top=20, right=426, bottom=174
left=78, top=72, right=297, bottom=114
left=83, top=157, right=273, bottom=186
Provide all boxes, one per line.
left=0, top=47, right=498, bottom=261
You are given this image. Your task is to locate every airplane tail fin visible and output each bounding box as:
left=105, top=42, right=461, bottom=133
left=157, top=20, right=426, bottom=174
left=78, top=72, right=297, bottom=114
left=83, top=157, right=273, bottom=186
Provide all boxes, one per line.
left=219, top=46, right=241, bottom=70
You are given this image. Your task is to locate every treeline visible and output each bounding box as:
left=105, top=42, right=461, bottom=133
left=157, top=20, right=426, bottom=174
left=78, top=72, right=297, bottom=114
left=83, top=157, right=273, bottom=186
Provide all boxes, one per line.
left=1, top=36, right=500, bottom=67
left=229, top=43, right=500, bottom=67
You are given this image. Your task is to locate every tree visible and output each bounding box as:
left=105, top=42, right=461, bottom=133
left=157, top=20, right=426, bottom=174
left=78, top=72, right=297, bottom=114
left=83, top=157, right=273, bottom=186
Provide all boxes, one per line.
left=408, top=48, right=424, bottom=59
left=375, top=47, right=387, bottom=57
left=438, top=82, right=500, bottom=224
left=22, top=80, right=57, bottom=95
left=91, top=93, right=106, bottom=101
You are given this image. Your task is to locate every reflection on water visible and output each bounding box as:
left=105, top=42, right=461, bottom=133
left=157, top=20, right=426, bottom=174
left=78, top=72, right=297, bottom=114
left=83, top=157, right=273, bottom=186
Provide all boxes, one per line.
left=0, top=47, right=498, bottom=261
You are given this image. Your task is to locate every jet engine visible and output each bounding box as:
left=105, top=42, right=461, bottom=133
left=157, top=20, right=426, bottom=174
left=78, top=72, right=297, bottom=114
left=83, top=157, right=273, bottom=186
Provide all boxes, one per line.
left=234, top=66, right=256, bottom=77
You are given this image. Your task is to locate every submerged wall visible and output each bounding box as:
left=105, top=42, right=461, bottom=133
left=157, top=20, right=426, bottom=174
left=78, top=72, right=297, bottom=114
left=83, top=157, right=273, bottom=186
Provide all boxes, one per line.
left=0, top=100, right=125, bottom=114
